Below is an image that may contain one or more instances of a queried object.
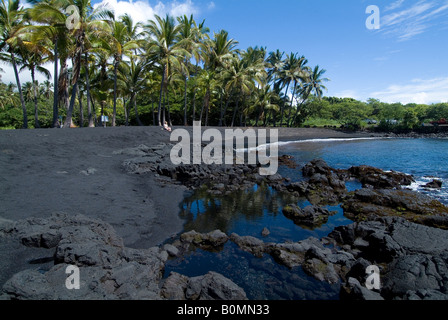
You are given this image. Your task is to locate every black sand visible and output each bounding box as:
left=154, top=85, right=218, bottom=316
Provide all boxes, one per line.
left=0, top=126, right=376, bottom=248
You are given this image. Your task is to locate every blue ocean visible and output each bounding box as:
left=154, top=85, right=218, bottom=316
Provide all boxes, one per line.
left=164, top=137, right=448, bottom=300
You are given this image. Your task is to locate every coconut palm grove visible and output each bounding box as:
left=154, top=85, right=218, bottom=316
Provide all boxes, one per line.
left=0, top=0, right=447, bottom=130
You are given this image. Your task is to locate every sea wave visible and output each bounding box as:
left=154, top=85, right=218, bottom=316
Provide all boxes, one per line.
left=241, top=137, right=384, bottom=152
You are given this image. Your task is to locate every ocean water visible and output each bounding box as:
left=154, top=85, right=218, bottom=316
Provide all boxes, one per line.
left=279, top=137, right=448, bottom=204
left=164, top=137, right=448, bottom=300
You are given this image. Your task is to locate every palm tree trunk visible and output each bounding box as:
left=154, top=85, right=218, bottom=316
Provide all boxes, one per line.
left=192, top=88, right=197, bottom=122
left=166, top=89, right=172, bottom=127
left=280, top=82, right=290, bottom=127
left=123, top=97, right=129, bottom=126
left=157, top=66, right=166, bottom=127
left=52, top=38, right=59, bottom=128
left=89, top=95, right=97, bottom=127
left=152, top=101, right=155, bottom=126
left=231, top=98, right=240, bottom=127
left=256, top=104, right=263, bottom=127
left=204, top=87, right=210, bottom=127
left=161, top=90, right=166, bottom=126
left=112, top=60, right=118, bottom=127
left=183, top=74, right=188, bottom=126
left=218, top=92, right=224, bottom=127
left=100, top=100, right=105, bottom=127
left=78, top=90, right=84, bottom=127
left=286, top=81, right=297, bottom=127
left=64, top=82, right=78, bottom=128
left=85, top=52, right=94, bottom=128
left=11, top=51, right=27, bottom=129
left=31, top=68, right=40, bottom=129
left=292, top=91, right=310, bottom=126
left=134, top=93, right=143, bottom=126
left=59, top=60, right=70, bottom=126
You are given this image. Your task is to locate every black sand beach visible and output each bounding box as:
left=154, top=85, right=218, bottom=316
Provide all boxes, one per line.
left=0, top=126, right=376, bottom=248
left=2, top=126, right=448, bottom=301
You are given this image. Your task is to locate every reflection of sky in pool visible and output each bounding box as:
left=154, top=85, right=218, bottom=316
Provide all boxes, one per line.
left=179, top=183, right=353, bottom=243
left=165, top=137, right=448, bottom=300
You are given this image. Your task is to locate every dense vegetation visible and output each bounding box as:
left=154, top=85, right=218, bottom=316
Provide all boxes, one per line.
left=0, top=0, right=446, bottom=131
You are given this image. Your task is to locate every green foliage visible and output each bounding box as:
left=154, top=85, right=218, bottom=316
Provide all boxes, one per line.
left=0, top=1, right=446, bottom=130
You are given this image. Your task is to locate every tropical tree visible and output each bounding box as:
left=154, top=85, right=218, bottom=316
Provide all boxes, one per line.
left=223, top=56, right=255, bottom=127
left=277, top=52, right=309, bottom=127
left=267, top=50, right=284, bottom=93
left=28, top=0, right=74, bottom=128
left=292, top=65, right=329, bottom=126
left=102, top=17, right=139, bottom=126
left=18, top=48, right=51, bottom=128
left=144, top=14, right=188, bottom=126
left=200, top=29, right=237, bottom=126
left=0, top=81, right=19, bottom=109
left=252, top=85, right=278, bottom=127
left=63, top=0, right=114, bottom=128
left=177, top=15, right=196, bottom=126
left=0, top=0, right=28, bottom=128
left=118, top=58, right=150, bottom=126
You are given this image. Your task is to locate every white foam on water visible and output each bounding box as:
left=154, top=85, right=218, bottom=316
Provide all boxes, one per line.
left=241, top=137, right=384, bottom=153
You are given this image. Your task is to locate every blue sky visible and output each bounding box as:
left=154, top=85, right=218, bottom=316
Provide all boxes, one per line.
left=10, top=0, right=448, bottom=104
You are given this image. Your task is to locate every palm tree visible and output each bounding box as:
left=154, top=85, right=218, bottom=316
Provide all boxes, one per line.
left=189, top=18, right=209, bottom=123
left=200, top=30, right=238, bottom=126
left=64, top=0, right=113, bottom=128
left=292, top=65, right=329, bottom=126
left=18, top=47, right=51, bottom=128
left=102, top=18, right=139, bottom=126
left=177, top=14, right=199, bottom=126
left=28, top=0, right=73, bottom=128
left=0, top=0, right=28, bottom=128
left=40, top=80, right=53, bottom=100
left=277, top=52, right=309, bottom=127
left=89, top=44, right=112, bottom=126
left=144, top=14, right=188, bottom=126
left=223, top=56, right=255, bottom=127
left=252, top=85, right=278, bottom=127
left=267, top=50, right=284, bottom=93
left=0, top=81, right=19, bottom=109
left=117, top=58, right=149, bottom=126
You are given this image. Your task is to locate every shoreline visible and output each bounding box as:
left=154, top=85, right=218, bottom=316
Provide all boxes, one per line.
left=0, top=126, right=445, bottom=248
left=1, top=126, right=448, bottom=299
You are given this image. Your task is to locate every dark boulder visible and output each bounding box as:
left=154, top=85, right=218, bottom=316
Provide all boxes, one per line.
left=342, top=188, right=448, bottom=228
left=424, top=179, right=443, bottom=189
left=283, top=204, right=335, bottom=228
left=347, top=165, right=414, bottom=189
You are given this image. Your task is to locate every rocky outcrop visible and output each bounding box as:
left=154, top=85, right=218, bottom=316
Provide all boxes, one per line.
left=299, top=159, right=347, bottom=205
left=180, top=230, right=229, bottom=250
left=329, top=217, right=448, bottom=300
left=347, top=165, right=414, bottom=189
left=119, top=143, right=288, bottom=193
left=424, top=179, right=443, bottom=189
left=0, top=214, right=246, bottom=300
left=282, top=204, right=336, bottom=228
left=342, top=188, right=448, bottom=228
left=161, top=271, right=248, bottom=300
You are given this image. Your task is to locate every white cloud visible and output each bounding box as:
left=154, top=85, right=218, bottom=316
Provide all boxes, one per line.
left=207, top=1, right=215, bottom=10
left=385, top=0, right=406, bottom=12
left=371, top=77, right=448, bottom=104
left=380, top=0, right=448, bottom=41
left=94, top=0, right=201, bottom=24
